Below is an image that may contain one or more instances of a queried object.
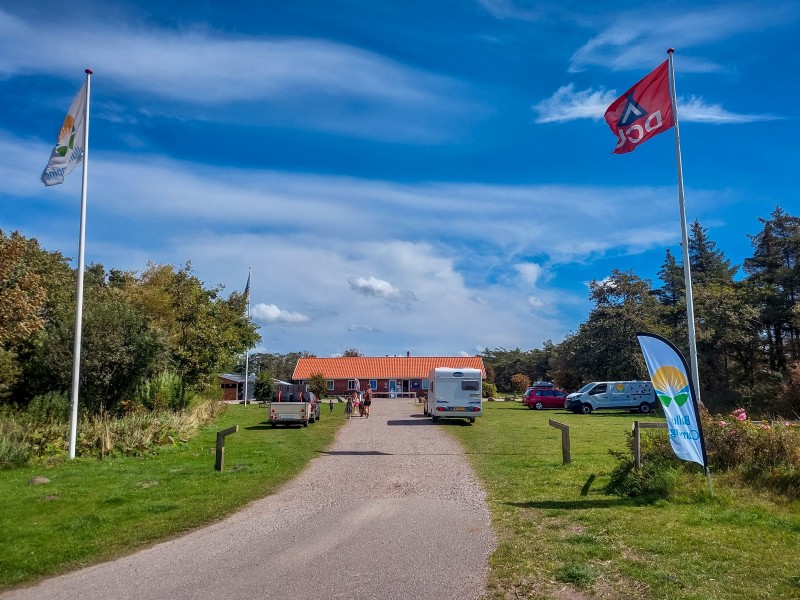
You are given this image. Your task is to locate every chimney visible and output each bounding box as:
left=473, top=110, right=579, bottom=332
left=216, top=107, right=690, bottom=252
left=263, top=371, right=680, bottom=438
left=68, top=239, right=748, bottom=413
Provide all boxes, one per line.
left=406, top=351, right=410, bottom=358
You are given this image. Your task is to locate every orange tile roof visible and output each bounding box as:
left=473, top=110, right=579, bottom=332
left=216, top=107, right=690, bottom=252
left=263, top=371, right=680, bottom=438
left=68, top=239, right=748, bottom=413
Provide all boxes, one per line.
left=292, top=356, right=485, bottom=380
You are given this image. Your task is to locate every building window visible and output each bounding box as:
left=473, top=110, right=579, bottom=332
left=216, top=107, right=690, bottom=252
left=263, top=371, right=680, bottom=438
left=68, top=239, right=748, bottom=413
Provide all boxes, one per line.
left=327, top=380, right=334, bottom=391
left=347, top=379, right=357, bottom=390
left=411, top=379, right=420, bottom=389
left=422, top=379, right=429, bottom=390
left=369, top=380, right=377, bottom=390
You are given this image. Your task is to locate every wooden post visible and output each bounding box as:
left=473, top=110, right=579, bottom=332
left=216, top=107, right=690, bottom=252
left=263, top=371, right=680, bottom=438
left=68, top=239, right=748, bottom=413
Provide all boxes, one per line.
left=632, top=421, right=668, bottom=471
left=215, top=425, right=239, bottom=472
left=548, top=419, right=571, bottom=465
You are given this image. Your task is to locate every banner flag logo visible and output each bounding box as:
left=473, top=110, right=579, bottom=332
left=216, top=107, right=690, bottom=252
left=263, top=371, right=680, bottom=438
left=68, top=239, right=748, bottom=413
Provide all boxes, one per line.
left=636, top=332, right=707, bottom=467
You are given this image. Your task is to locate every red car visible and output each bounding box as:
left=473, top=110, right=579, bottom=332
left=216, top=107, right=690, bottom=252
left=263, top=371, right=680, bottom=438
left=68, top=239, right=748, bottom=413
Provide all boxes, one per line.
left=523, top=387, right=567, bottom=410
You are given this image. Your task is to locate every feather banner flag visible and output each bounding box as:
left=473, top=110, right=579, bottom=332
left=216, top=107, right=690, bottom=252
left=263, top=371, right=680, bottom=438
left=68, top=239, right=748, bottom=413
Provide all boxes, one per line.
left=636, top=332, right=707, bottom=468
left=41, top=80, right=88, bottom=185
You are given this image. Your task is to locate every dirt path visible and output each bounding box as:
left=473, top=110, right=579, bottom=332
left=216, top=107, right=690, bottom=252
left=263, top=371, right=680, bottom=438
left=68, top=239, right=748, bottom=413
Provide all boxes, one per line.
left=4, top=398, right=495, bottom=600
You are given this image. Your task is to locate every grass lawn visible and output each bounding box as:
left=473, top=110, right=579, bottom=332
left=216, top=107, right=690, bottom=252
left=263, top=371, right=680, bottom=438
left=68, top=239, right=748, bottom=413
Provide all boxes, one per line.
left=446, top=401, right=800, bottom=600
left=0, top=402, right=346, bottom=590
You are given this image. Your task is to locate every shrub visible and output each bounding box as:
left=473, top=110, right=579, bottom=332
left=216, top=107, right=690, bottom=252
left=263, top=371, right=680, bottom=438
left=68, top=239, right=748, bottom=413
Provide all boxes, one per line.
left=27, top=391, right=70, bottom=424
left=254, top=371, right=275, bottom=402
left=134, top=371, right=187, bottom=411
left=482, top=381, right=497, bottom=398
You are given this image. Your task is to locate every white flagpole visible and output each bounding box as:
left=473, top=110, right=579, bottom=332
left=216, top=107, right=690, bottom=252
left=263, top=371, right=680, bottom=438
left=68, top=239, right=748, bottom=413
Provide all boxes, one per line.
left=243, top=266, right=251, bottom=405
left=68, top=69, right=92, bottom=459
left=667, top=49, right=703, bottom=411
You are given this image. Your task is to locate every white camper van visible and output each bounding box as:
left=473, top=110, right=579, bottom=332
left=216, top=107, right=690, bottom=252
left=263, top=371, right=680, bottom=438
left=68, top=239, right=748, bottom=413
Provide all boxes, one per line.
left=423, top=367, right=483, bottom=424
left=565, top=381, right=656, bottom=415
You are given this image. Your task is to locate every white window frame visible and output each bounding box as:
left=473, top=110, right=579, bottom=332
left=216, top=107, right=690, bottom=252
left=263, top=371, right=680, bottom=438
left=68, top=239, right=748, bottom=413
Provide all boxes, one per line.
left=369, top=380, right=377, bottom=390
left=327, top=380, right=334, bottom=391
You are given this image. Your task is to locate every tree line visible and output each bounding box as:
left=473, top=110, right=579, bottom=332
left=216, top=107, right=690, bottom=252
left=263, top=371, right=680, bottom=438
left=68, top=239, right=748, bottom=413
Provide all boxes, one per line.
left=0, top=230, right=259, bottom=415
left=483, top=207, right=800, bottom=416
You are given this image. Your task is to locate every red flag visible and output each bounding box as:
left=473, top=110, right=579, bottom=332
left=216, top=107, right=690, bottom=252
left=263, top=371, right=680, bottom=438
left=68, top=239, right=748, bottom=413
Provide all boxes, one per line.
left=605, top=59, right=674, bottom=154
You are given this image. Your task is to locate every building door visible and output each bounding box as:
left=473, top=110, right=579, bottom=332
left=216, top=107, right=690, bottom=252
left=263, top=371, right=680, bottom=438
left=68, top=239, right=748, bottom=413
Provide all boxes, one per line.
left=402, top=379, right=410, bottom=393
left=389, top=380, right=396, bottom=398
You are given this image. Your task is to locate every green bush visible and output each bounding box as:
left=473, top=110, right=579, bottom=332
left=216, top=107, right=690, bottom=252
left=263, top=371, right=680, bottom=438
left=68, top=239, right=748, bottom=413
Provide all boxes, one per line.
left=482, top=381, right=497, bottom=398
left=254, top=371, right=275, bottom=402
left=134, top=371, right=186, bottom=411
left=27, top=391, right=70, bottom=424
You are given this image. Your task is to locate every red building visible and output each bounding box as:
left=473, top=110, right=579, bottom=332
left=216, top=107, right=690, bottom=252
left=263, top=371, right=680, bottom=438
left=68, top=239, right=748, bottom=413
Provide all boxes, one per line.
left=292, top=355, right=486, bottom=397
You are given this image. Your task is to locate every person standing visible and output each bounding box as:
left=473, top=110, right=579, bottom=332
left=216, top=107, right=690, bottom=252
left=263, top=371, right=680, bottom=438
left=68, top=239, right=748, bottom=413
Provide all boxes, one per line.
left=329, top=396, right=334, bottom=414
left=363, top=386, right=373, bottom=418
left=345, top=395, right=353, bottom=420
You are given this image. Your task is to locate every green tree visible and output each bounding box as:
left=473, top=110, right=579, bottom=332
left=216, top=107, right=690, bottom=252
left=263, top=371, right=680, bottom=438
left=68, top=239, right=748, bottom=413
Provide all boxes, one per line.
left=551, top=270, right=664, bottom=384
left=342, top=347, right=363, bottom=357
left=510, top=373, right=530, bottom=398
left=744, top=207, right=800, bottom=371
left=307, top=372, right=328, bottom=399
left=254, top=370, right=276, bottom=402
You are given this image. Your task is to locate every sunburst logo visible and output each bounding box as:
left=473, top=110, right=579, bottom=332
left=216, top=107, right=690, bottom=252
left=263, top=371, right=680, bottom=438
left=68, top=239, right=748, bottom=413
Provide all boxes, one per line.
left=55, top=115, right=76, bottom=157
left=651, top=365, right=689, bottom=407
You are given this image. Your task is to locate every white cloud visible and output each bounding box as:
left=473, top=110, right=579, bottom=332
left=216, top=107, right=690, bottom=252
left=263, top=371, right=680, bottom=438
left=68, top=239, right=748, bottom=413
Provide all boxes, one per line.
left=515, top=263, right=545, bottom=285
left=533, top=86, right=780, bottom=125
left=533, top=84, right=617, bottom=124
left=0, top=8, right=472, bottom=142
left=348, top=276, right=418, bottom=311
left=251, top=303, right=311, bottom=325
left=568, top=4, right=798, bottom=73
left=527, top=296, right=545, bottom=309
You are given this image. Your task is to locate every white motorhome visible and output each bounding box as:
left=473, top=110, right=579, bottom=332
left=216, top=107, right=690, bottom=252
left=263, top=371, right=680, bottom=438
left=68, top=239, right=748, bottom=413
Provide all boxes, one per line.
left=423, top=367, right=483, bottom=424
left=565, top=380, right=656, bottom=415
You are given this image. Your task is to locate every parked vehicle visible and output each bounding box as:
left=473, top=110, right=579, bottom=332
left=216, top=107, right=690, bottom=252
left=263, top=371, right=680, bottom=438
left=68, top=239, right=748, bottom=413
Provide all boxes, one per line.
left=522, top=381, right=556, bottom=401
left=565, top=381, right=656, bottom=414
left=266, top=383, right=320, bottom=427
left=523, top=387, right=568, bottom=410
left=424, top=367, right=483, bottom=424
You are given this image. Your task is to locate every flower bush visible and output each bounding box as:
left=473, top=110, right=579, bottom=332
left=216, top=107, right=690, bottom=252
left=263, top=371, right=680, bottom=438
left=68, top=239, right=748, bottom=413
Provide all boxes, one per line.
left=608, top=408, right=800, bottom=499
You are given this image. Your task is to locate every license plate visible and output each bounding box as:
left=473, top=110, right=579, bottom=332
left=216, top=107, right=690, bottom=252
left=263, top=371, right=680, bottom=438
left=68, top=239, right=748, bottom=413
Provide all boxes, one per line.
left=454, top=407, right=464, bottom=411
left=279, top=414, right=294, bottom=419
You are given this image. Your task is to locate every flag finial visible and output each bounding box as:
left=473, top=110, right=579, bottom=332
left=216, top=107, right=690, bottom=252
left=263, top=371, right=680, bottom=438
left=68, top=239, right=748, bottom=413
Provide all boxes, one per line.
left=667, top=48, right=675, bottom=55
left=85, top=68, right=93, bottom=74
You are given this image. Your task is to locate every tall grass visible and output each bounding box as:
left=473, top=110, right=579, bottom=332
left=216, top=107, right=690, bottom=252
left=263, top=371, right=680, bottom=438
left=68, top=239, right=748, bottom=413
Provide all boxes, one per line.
left=0, top=397, right=226, bottom=468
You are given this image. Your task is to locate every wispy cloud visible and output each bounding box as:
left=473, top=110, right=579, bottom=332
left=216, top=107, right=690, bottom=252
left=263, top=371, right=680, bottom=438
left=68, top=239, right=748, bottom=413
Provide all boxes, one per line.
left=0, top=8, right=472, bottom=142
left=475, top=0, right=546, bottom=21
left=533, top=85, right=779, bottom=125
left=532, top=84, right=616, bottom=124
left=569, top=4, right=799, bottom=73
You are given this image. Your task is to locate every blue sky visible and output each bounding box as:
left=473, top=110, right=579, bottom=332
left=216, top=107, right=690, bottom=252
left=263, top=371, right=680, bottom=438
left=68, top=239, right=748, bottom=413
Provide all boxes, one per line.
left=2, top=0, right=798, bottom=358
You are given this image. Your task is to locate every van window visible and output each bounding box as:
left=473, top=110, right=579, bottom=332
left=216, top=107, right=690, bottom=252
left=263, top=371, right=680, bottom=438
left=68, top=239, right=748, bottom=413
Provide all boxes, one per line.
left=461, top=380, right=480, bottom=391
left=589, top=384, right=607, bottom=395
left=577, top=382, right=595, bottom=393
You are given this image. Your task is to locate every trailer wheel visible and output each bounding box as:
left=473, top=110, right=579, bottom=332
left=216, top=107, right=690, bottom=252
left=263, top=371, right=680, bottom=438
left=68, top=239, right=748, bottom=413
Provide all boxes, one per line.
left=469, top=417, right=476, bottom=424
left=270, top=422, right=277, bottom=428
left=639, top=402, right=651, bottom=414
left=581, top=403, right=593, bottom=415
left=302, top=421, right=308, bottom=427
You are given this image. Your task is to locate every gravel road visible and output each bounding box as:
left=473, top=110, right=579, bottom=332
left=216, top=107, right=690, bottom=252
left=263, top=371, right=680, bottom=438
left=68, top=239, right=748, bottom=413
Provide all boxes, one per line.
left=4, top=398, right=495, bottom=600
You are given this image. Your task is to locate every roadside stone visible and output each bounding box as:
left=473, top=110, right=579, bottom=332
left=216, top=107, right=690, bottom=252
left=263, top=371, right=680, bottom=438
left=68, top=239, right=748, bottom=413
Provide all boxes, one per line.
left=42, top=495, right=59, bottom=501
left=29, top=476, right=51, bottom=485
left=137, top=481, right=159, bottom=489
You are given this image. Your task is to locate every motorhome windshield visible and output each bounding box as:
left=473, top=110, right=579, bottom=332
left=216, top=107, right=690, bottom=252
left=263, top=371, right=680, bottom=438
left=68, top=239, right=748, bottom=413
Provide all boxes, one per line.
left=577, top=382, right=596, bottom=393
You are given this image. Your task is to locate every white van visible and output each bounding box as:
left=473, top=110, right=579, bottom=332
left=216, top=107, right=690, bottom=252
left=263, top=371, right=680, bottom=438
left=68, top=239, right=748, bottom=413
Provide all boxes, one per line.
left=423, top=367, right=483, bottom=424
left=565, top=381, right=656, bottom=415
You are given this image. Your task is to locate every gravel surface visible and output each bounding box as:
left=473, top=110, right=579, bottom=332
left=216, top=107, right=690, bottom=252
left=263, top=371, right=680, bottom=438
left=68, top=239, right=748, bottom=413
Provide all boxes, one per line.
left=4, top=398, right=495, bottom=600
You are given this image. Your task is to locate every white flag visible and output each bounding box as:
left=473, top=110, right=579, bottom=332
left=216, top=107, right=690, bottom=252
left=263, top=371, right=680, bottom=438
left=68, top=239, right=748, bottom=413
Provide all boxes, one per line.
left=41, top=80, right=88, bottom=186
left=636, top=332, right=707, bottom=468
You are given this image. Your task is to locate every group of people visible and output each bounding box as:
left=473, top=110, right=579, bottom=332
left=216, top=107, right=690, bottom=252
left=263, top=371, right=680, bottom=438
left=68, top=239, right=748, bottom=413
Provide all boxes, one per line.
left=345, top=386, right=373, bottom=419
